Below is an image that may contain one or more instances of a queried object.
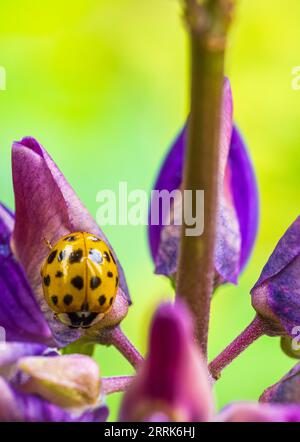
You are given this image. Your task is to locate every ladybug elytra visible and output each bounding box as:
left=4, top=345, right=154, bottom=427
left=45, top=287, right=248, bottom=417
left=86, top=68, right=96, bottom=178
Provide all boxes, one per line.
left=41, top=232, right=119, bottom=328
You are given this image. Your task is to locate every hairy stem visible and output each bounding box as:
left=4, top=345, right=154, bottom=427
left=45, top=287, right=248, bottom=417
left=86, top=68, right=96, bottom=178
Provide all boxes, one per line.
left=108, top=327, right=144, bottom=369
left=102, top=376, right=135, bottom=395
left=176, top=0, right=235, bottom=357
left=209, top=315, right=265, bottom=379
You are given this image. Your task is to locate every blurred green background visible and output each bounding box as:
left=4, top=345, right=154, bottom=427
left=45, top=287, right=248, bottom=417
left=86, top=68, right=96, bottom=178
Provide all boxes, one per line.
left=1, top=0, right=300, bottom=421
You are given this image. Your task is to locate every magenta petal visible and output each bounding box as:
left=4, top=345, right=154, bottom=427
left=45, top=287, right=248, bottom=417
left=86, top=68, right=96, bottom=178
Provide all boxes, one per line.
left=0, top=377, right=108, bottom=422
left=11, top=137, right=130, bottom=346
left=218, top=402, right=300, bottom=422
left=148, top=79, right=258, bottom=285
left=0, top=204, right=53, bottom=345
left=119, top=302, right=214, bottom=422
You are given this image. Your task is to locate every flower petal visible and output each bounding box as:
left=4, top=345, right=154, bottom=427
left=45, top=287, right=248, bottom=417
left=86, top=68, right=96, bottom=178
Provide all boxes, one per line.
left=11, top=137, right=130, bottom=346
left=148, top=79, right=258, bottom=285
left=119, top=302, right=214, bottom=422
left=229, top=127, right=259, bottom=271
left=253, top=216, right=300, bottom=289
left=0, top=204, right=53, bottom=345
left=17, top=354, right=101, bottom=408
left=218, top=402, right=300, bottom=422
left=251, top=217, right=300, bottom=336
left=0, top=377, right=108, bottom=422
left=0, top=342, right=47, bottom=372
left=260, top=361, right=300, bottom=404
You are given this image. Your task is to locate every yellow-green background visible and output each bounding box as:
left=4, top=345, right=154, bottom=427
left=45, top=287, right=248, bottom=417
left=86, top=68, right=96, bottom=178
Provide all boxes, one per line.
left=1, top=0, right=300, bottom=420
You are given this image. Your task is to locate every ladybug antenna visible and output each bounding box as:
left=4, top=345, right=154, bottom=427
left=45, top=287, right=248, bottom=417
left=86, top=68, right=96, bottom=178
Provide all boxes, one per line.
left=43, top=237, right=53, bottom=250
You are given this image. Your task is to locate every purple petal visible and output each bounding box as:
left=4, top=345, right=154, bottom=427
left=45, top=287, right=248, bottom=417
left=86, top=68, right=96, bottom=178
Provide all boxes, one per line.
left=229, top=127, right=259, bottom=271
left=0, top=342, right=47, bottom=370
left=0, top=205, right=53, bottom=345
left=119, top=302, right=214, bottom=422
left=254, top=216, right=300, bottom=287
left=260, top=361, right=300, bottom=403
left=11, top=137, right=130, bottom=346
left=0, top=377, right=108, bottom=422
left=254, top=216, right=300, bottom=289
left=148, top=79, right=258, bottom=285
left=218, top=402, right=300, bottom=422
left=251, top=217, right=300, bottom=336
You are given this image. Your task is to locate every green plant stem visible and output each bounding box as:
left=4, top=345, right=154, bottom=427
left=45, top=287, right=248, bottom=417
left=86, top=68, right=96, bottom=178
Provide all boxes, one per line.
left=176, top=0, right=235, bottom=358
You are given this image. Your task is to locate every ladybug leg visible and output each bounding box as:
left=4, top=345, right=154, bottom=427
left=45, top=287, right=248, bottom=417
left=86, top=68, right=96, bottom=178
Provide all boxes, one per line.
left=43, top=237, right=53, bottom=250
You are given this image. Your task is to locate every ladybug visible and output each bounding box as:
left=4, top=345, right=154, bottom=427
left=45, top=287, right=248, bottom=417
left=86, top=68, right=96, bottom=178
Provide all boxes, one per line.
left=41, top=232, right=119, bottom=328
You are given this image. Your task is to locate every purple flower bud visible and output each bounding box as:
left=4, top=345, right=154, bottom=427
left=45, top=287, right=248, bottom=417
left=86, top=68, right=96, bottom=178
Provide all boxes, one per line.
left=0, top=205, right=53, bottom=345
left=4, top=137, right=130, bottom=347
left=251, top=216, right=300, bottom=337
left=148, top=78, right=258, bottom=287
left=17, top=354, right=101, bottom=408
left=0, top=342, right=108, bottom=422
left=0, top=377, right=108, bottom=422
left=260, top=361, right=300, bottom=404
left=119, top=302, right=214, bottom=422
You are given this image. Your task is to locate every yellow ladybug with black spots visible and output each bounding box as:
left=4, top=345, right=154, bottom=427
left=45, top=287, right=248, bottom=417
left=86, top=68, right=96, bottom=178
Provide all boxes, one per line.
left=41, top=232, right=119, bottom=328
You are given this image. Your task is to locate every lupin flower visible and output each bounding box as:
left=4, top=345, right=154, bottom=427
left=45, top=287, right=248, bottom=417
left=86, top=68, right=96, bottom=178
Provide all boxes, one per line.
left=0, top=342, right=108, bottom=422
left=251, top=216, right=300, bottom=338
left=148, top=78, right=259, bottom=287
left=0, top=137, right=131, bottom=348
left=218, top=403, right=300, bottom=422
left=119, top=302, right=214, bottom=422
left=209, top=215, right=300, bottom=380
left=119, top=302, right=300, bottom=422
left=260, top=361, right=300, bottom=404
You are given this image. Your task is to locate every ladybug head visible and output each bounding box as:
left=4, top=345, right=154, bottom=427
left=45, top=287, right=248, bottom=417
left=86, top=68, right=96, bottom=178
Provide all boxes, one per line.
left=56, top=311, right=105, bottom=329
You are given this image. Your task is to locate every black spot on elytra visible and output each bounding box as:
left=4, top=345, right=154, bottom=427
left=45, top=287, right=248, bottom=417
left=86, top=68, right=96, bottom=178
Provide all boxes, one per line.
left=103, top=251, right=110, bottom=262
left=98, top=295, right=106, bottom=306
left=64, top=235, right=77, bottom=242
left=107, top=271, right=113, bottom=278
left=69, top=249, right=83, bottom=264
left=58, top=250, right=67, bottom=262
left=109, top=250, right=116, bottom=264
left=43, top=275, right=51, bottom=286
left=71, top=276, right=84, bottom=290
left=55, top=271, right=63, bottom=278
left=115, top=276, right=119, bottom=287
left=51, top=295, right=58, bottom=305
left=109, top=297, right=114, bottom=306
left=89, top=249, right=102, bottom=264
left=47, top=250, right=57, bottom=264
left=64, top=294, right=73, bottom=306
left=90, top=276, right=101, bottom=290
